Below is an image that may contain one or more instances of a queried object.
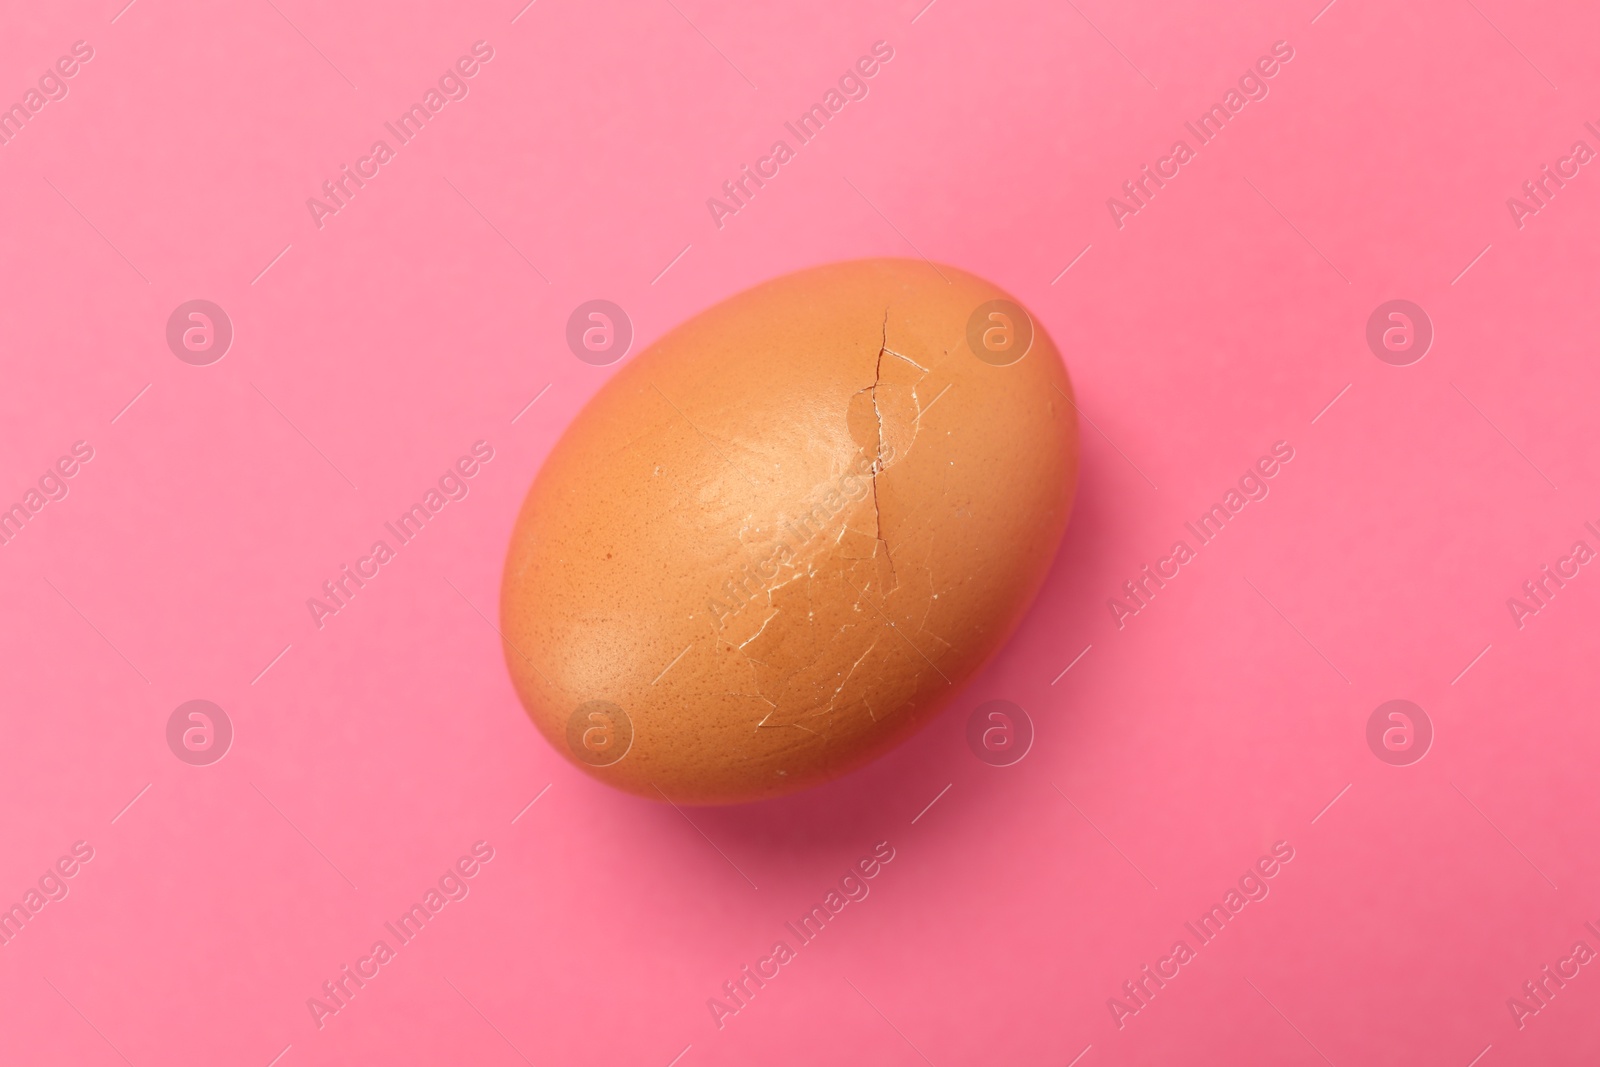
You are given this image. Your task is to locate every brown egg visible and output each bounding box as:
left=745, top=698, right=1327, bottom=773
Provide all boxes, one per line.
left=500, top=258, right=1078, bottom=804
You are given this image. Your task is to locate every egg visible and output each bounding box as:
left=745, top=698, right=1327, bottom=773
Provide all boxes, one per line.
left=500, top=258, right=1078, bottom=804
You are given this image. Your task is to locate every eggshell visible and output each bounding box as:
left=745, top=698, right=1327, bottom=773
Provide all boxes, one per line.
left=500, top=258, right=1078, bottom=804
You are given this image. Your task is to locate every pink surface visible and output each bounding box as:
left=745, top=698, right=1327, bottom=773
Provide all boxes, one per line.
left=3, top=0, right=1599, bottom=1063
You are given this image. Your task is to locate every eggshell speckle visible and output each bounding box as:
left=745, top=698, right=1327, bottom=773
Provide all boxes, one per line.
left=500, top=259, right=1078, bottom=804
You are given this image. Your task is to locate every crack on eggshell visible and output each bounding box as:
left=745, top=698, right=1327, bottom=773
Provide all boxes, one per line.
left=868, top=311, right=897, bottom=594
left=829, top=635, right=883, bottom=721
left=882, top=347, right=929, bottom=373
left=737, top=605, right=780, bottom=651
left=733, top=308, right=948, bottom=739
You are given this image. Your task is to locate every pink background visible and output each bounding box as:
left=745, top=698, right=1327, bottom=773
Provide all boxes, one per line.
left=3, top=0, right=1599, bottom=1063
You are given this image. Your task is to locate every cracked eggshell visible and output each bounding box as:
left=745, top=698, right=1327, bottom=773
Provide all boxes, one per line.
left=500, top=258, right=1078, bottom=804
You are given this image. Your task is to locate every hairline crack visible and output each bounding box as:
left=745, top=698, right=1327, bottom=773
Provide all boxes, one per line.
left=869, top=309, right=896, bottom=591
